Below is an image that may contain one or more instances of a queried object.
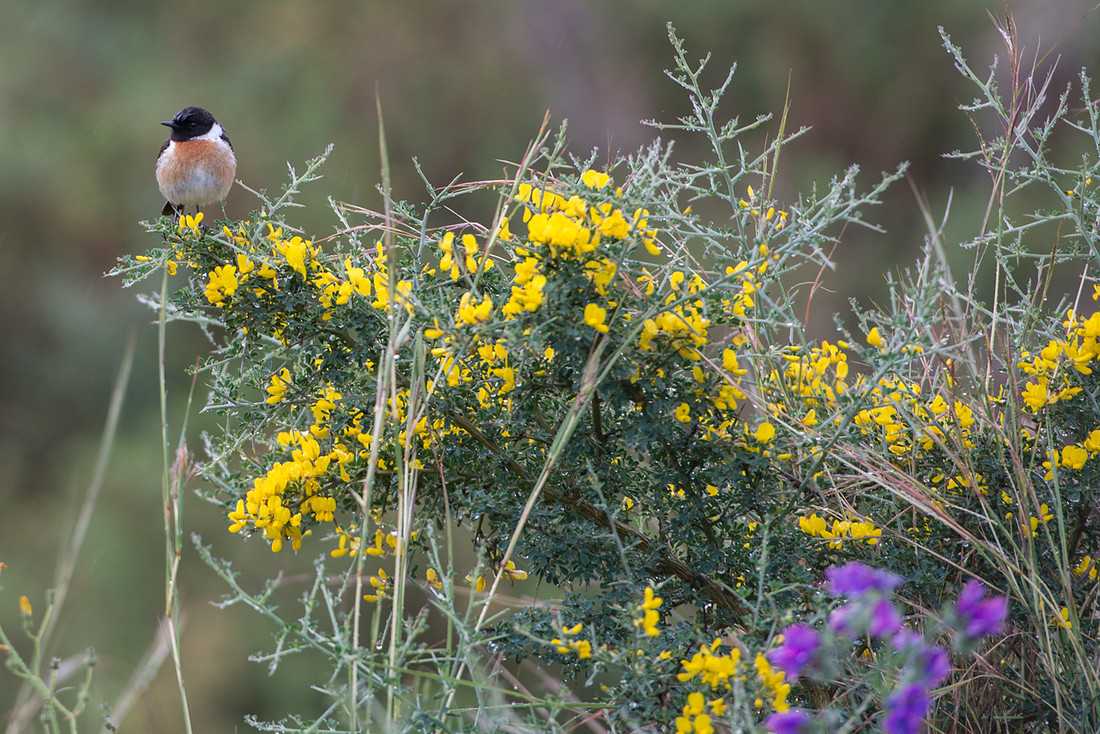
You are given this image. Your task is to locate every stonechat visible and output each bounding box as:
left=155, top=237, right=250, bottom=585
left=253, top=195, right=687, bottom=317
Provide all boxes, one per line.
left=156, top=106, right=236, bottom=218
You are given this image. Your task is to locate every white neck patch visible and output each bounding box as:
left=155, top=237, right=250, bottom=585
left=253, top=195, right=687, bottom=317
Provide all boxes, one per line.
left=195, top=122, right=225, bottom=142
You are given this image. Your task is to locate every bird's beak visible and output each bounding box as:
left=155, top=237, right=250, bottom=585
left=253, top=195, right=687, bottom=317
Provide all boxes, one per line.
left=161, top=120, right=176, bottom=129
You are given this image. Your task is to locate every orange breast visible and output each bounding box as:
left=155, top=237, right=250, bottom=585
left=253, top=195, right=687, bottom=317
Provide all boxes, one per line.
left=157, top=139, right=237, bottom=206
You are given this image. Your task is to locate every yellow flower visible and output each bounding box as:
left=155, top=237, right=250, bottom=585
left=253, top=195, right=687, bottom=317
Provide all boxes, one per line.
left=867, top=326, right=884, bottom=348
left=722, top=348, right=748, bottom=375
left=678, top=638, right=740, bottom=689
left=329, top=525, right=360, bottom=558
left=634, top=586, right=662, bottom=636
left=178, top=211, right=204, bottom=235
left=1061, top=444, right=1089, bottom=470
left=581, top=169, right=611, bottom=189
left=1021, top=380, right=1050, bottom=412
left=1057, top=607, right=1072, bottom=630
left=265, top=368, right=292, bottom=404
left=364, top=569, right=390, bottom=602
left=456, top=291, right=494, bottom=327
left=204, top=263, right=239, bottom=305
left=584, top=303, right=610, bottom=333
left=465, top=573, right=487, bottom=592
left=674, top=403, right=692, bottom=423
left=754, top=422, right=776, bottom=443
left=754, top=653, right=791, bottom=712
left=501, top=560, right=528, bottom=583
left=1073, top=555, right=1098, bottom=581
left=274, top=236, right=314, bottom=278
left=551, top=622, right=591, bottom=659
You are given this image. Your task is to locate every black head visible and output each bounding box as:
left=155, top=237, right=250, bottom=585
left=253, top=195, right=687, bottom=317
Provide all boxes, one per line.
left=162, top=106, right=218, bottom=142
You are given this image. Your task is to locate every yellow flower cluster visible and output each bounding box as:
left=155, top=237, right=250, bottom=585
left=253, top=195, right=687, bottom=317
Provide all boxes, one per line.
left=205, top=261, right=244, bottom=305
left=674, top=639, right=790, bottom=727
left=437, top=231, right=495, bottom=281
left=198, top=223, right=410, bottom=346
left=764, top=338, right=984, bottom=464
left=639, top=272, right=717, bottom=360
left=674, top=691, right=723, bottom=734
left=177, top=211, right=205, bottom=237
left=315, top=257, right=372, bottom=320
left=329, top=523, right=362, bottom=558
left=1018, top=310, right=1100, bottom=412
left=364, top=568, right=390, bottom=602
left=851, top=379, right=915, bottom=456
left=465, top=560, right=528, bottom=592
left=753, top=653, right=791, bottom=712
left=930, top=471, right=988, bottom=498
left=226, top=409, right=344, bottom=552
left=677, top=638, right=741, bottom=689
left=799, top=512, right=881, bottom=548
left=273, top=231, right=317, bottom=278
left=768, top=341, right=850, bottom=411
left=516, top=171, right=659, bottom=260
left=501, top=253, right=547, bottom=316
left=1074, top=555, right=1098, bottom=582
left=265, top=367, right=292, bottom=404
left=1042, top=428, right=1100, bottom=479
left=634, top=586, right=662, bottom=636
left=230, top=375, right=442, bottom=552
left=550, top=622, right=592, bottom=659
left=455, top=291, right=494, bottom=327
left=850, top=377, right=975, bottom=459
left=427, top=333, right=525, bottom=421
left=506, top=170, right=660, bottom=335
left=738, top=184, right=790, bottom=235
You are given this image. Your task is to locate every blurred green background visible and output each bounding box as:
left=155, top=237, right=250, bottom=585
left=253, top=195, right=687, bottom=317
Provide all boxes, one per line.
left=2, top=1, right=1098, bottom=731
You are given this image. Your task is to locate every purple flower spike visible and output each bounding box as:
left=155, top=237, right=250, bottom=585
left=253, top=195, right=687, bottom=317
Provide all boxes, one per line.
left=826, top=562, right=903, bottom=597
left=892, top=628, right=921, bottom=650
left=831, top=598, right=903, bottom=639
left=828, top=603, right=856, bottom=637
left=869, top=598, right=903, bottom=638
left=954, top=580, right=1008, bottom=639
left=766, top=709, right=813, bottom=734
left=883, top=683, right=931, bottom=734
left=914, top=645, right=951, bottom=687
left=893, top=630, right=951, bottom=686
left=768, top=623, right=821, bottom=680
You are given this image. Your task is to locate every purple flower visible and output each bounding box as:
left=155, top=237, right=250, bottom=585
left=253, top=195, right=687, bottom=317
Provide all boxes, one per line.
left=765, top=709, right=813, bottom=734
left=828, top=603, right=857, bottom=636
left=892, top=628, right=923, bottom=651
left=892, top=630, right=951, bottom=687
left=826, top=562, right=903, bottom=597
left=869, top=598, right=903, bottom=637
left=829, top=598, right=903, bottom=639
left=768, top=623, right=821, bottom=680
left=953, top=580, right=1007, bottom=639
left=882, top=683, right=931, bottom=734
left=913, top=645, right=951, bottom=687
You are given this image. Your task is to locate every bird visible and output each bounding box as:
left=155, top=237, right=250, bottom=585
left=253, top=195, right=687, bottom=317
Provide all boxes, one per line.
left=156, top=106, right=236, bottom=218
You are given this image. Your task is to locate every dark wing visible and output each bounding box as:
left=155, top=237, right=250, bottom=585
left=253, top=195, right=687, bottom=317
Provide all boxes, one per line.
left=158, top=139, right=176, bottom=217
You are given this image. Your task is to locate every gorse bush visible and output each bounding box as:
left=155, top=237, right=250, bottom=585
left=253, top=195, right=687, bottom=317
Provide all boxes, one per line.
left=121, top=24, right=1094, bottom=733
left=6, top=22, right=1099, bottom=734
